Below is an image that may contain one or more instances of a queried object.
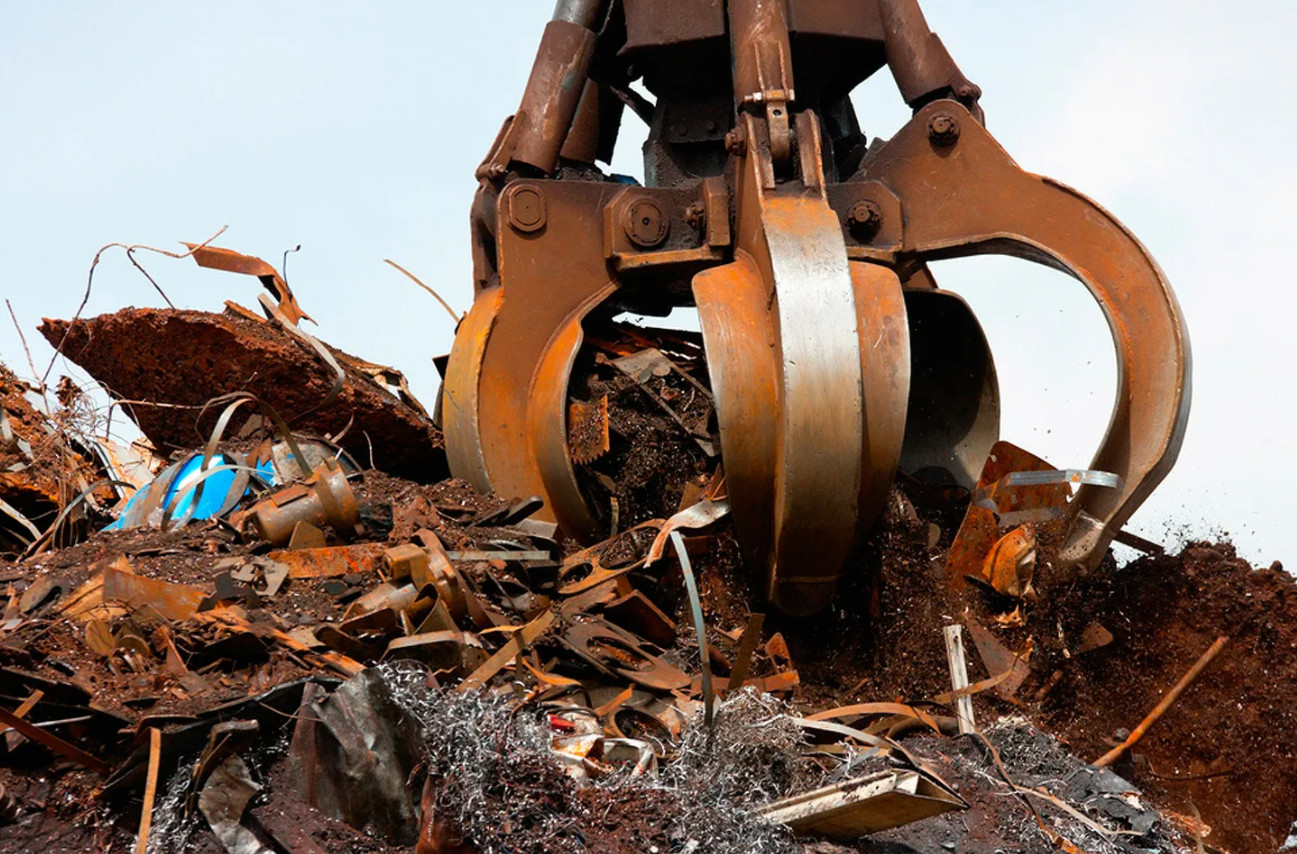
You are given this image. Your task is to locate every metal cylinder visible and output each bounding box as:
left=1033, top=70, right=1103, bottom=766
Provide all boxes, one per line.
left=511, top=21, right=598, bottom=174
left=878, top=0, right=978, bottom=108
left=552, top=0, right=604, bottom=29
left=728, top=0, right=795, bottom=105
left=243, top=463, right=359, bottom=546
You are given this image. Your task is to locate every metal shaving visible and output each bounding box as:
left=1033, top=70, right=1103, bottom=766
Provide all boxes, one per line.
left=144, top=751, right=201, bottom=854
left=384, top=666, right=810, bottom=854
left=656, top=689, right=812, bottom=853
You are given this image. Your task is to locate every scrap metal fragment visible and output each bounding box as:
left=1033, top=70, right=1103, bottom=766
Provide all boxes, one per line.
left=198, top=755, right=270, bottom=854
left=564, top=620, right=690, bottom=692
left=1077, top=621, right=1114, bottom=655
left=568, top=396, right=611, bottom=465
left=964, top=621, right=1031, bottom=700
left=945, top=442, right=1069, bottom=590
left=644, top=499, right=730, bottom=565
left=288, top=521, right=327, bottom=550
left=981, top=525, right=1037, bottom=599
left=286, top=666, right=424, bottom=844
left=184, top=242, right=311, bottom=326
left=943, top=625, right=975, bottom=735
left=63, top=556, right=204, bottom=623
left=609, top=348, right=718, bottom=456
left=268, top=542, right=386, bottom=579
left=670, top=530, right=713, bottom=726
left=725, top=613, right=765, bottom=693
left=233, top=462, right=358, bottom=547
left=0, top=704, right=110, bottom=775
left=135, top=728, right=161, bottom=854
left=759, top=768, right=966, bottom=839
left=445, top=549, right=550, bottom=562
left=603, top=590, right=676, bottom=648
left=1095, top=636, right=1229, bottom=768
left=459, top=609, right=555, bottom=691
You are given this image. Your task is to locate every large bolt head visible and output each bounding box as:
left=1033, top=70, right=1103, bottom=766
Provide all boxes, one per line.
left=625, top=200, right=668, bottom=248
left=724, top=128, right=747, bottom=156
left=927, top=112, right=961, bottom=147
left=508, top=186, right=546, bottom=233
left=846, top=200, right=883, bottom=239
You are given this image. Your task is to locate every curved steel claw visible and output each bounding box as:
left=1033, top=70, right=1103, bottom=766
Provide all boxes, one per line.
left=693, top=113, right=912, bottom=616
left=860, top=100, right=1192, bottom=571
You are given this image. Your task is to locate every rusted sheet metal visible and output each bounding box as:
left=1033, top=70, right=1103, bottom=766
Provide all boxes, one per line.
left=267, top=543, right=387, bottom=579
left=184, top=243, right=311, bottom=326
left=760, top=768, right=965, bottom=838
left=63, top=556, right=205, bottom=623
left=40, top=309, right=446, bottom=481
left=945, top=442, right=1069, bottom=589
left=964, top=621, right=1031, bottom=701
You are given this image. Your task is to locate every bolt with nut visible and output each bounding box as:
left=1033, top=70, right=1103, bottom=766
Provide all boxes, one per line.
left=928, top=112, right=961, bottom=147
left=846, top=200, right=883, bottom=240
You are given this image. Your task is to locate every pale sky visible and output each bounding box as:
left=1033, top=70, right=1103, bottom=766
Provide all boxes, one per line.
left=2, top=1, right=1292, bottom=569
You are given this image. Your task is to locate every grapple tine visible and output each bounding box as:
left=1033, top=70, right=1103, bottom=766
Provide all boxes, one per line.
left=693, top=110, right=913, bottom=615
left=899, top=286, right=1000, bottom=489
left=861, top=100, right=1192, bottom=571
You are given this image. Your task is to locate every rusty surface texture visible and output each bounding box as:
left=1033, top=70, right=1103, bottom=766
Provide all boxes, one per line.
left=40, top=309, right=447, bottom=482
left=442, top=0, right=1190, bottom=614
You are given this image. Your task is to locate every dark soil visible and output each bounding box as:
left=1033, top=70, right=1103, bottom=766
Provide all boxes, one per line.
left=730, top=506, right=1297, bottom=853
left=568, top=322, right=716, bottom=534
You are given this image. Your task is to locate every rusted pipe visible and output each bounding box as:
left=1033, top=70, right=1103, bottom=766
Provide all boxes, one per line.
left=509, top=2, right=603, bottom=174
left=877, top=0, right=980, bottom=113
left=552, top=0, right=605, bottom=30
left=1094, top=636, right=1228, bottom=768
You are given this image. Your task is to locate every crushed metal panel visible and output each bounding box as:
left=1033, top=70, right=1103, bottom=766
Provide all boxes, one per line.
left=759, top=768, right=966, bottom=839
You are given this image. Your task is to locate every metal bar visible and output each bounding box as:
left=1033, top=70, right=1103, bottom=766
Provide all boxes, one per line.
left=1095, top=636, right=1228, bottom=768
left=445, top=550, right=551, bottom=562
left=0, top=705, right=110, bottom=775
left=1006, top=469, right=1122, bottom=489
left=670, top=531, right=713, bottom=727
left=135, top=728, right=162, bottom=854
left=942, top=625, right=975, bottom=735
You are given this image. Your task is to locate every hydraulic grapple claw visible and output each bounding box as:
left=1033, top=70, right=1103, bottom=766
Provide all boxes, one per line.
left=442, top=0, right=1190, bottom=614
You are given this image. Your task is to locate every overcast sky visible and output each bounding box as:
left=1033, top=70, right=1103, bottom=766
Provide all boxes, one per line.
left=1, top=1, right=1292, bottom=569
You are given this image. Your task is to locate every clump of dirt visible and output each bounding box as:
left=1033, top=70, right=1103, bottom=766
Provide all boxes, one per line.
left=1023, top=542, right=1297, bottom=854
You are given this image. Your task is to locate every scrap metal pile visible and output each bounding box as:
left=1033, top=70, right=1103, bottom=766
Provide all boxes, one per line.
left=0, top=267, right=1294, bottom=852
left=1, top=0, right=1295, bottom=851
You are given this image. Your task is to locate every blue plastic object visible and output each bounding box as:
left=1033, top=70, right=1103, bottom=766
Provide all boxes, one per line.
left=107, top=454, right=275, bottom=530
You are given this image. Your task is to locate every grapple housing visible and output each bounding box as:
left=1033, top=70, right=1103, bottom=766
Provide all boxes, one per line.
left=443, top=0, right=1191, bottom=615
